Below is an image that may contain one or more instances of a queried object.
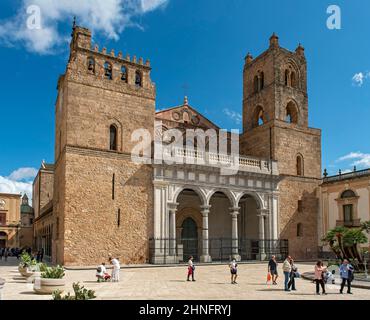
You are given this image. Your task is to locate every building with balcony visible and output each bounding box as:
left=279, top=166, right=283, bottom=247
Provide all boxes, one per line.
left=319, top=168, right=370, bottom=253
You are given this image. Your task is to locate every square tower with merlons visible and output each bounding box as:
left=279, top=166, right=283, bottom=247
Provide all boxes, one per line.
left=52, top=24, right=155, bottom=265
left=241, top=34, right=322, bottom=259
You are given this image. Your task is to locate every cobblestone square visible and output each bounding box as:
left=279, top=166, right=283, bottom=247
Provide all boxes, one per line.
left=1, top=258, right=369, bottom=300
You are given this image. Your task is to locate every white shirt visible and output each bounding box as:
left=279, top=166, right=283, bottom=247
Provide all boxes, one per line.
left=188, top=260, right=193, bottom=267
left=96, top=264, right=106, bottom=276
left=112, top=258, right=120, bottom=270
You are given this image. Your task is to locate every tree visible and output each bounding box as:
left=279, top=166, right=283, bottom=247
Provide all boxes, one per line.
left=322, top=223, right=370, bottom=271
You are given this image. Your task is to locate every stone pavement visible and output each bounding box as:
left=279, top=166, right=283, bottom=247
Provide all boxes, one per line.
left=1, top=257, right=370, bottom=300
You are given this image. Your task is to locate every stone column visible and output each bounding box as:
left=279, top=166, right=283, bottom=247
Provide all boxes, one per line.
left=168, top=203, right=178, bottom=256
left=230, top=207, right=241, bottom=261
left=200, top=205, right=212, bottom=263
left=258, top=212, right=267, bottom=261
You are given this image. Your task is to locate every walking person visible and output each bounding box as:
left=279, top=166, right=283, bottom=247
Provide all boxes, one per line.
left=229, top=259, right=238, bottom=284
left=288, top=257, right=298, bottom=291
left=314, top=260, right=327, bottom=295
left=340, top=259, right=354, bottom=294
left=4, top=248, right=8, bottom=262
left=187, top=256, right=195, bottom=282
left=109, top=257, right=121, bottom=282
left=0, top=248, right=3, bottom=261
left=268, top=255, right=278, bottom=285
left=282, top=256, right=292, bottom=291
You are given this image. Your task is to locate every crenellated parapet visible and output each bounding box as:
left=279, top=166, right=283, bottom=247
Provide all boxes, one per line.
left=66, top=25, right=155, bottom=97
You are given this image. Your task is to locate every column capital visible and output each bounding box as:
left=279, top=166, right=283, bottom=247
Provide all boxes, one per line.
left=257, top=209, right=269, bottom=217
left=200, top=205, right=211, bottom=214
left=168, top=202, right=179, bottom=213
left=229, top=207, right=240, bottom=217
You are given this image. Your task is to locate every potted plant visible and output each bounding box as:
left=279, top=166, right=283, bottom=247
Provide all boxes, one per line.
left=33, top=265, right=66, bottom=294
left=18, top=252, right=37, bottom=277
left=52, top=282, right=96, bottom=300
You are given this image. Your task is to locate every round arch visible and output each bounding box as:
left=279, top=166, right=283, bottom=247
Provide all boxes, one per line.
left=176, top=207, right=202, bottom=231
left=206, top=188, right=237, bottom=207
left=0, top=231, right=8, bottom=237
left=285, top=100, right=299, bottom=124
left=252, top=105, right=267, bottom=128
left=340, top=189, right=358, bottom=199
left=173, top=186, right=207, bottom=206
left=236, top=192, right=264, bottom=210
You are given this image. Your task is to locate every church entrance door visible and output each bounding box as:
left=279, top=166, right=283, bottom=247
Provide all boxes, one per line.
left=181, top=217, right=198, bottom=261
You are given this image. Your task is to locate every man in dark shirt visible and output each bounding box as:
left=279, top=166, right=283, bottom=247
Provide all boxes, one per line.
left=268, top=255, right=279, bottom=285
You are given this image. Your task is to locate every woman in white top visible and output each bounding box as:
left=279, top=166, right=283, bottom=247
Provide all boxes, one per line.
left=109, top=257, right=121, bottom=282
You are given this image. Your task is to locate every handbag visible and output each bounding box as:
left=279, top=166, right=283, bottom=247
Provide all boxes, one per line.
left=267, top=272, right=272, bottom=282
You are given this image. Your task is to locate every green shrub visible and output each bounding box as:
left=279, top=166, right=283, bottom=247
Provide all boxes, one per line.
left=41, top=265, right=65, bottom=279
left=52, top=283, right=96, bottom=300
left=19, top=251, right=36, bottom=268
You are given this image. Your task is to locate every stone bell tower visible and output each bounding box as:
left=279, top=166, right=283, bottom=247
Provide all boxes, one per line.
left=241, top=33, right=322, bottom=259
left=52, top=24, right=156, bottom=266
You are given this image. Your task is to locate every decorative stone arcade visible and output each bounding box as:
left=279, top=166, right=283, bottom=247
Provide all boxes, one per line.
left=150, top=148, right=281, bottom=264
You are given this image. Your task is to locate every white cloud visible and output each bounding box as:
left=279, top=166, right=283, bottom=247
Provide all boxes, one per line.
left=352, top=71, right=370, bottom=87
left=141, top=0, right=168, bottom=12
left=338, top=152, right=370, bottom=168
left=223, top=108, right=242, bottom=125
left=8, top=167, right=38, bottom=181
left=0, top=0, right=169, bottom=54
left=0, top=167, right=37, bottom=201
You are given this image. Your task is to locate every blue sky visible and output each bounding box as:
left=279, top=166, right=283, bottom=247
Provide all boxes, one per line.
left=0, top=0, right=369, bottom=197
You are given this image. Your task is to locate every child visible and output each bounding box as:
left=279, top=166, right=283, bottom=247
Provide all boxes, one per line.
left=229, top=259, right=238, bottom=284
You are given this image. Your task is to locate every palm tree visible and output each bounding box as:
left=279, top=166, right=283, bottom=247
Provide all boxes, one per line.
left=343, top=228, right=368, bottom=270
left=322, top=229, right=343, bottom=260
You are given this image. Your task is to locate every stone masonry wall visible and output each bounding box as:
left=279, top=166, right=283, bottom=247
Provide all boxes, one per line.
left=62, top=149, right=153, bottom=266
left=278, top=177, right=320, bottom=259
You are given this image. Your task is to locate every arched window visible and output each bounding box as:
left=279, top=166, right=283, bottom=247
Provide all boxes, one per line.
left=297, top=223, right=303, bottom=237
left=87, top=57, right=95, bottom=73
left=341, top=190, right=356, bottom=199
left=286, top=101, right=298, bottom=124
left=253, top=105, right=265, bottom=127
left=296, top=154, right=304, bottom=176
left=104, top=62, right=113, bottom=80
left=254, top=76, right=259, bottom=93
left=121, top=66, right=127, bottom=82
left=285, top=69, right=290, bottom=86
left=109, top=125, right=118, bottom=151
left=259, top=72, right=265, bottom=90
left=135, top=70, right=142, bottom=87
left=291, top=71, right=297, bottom=88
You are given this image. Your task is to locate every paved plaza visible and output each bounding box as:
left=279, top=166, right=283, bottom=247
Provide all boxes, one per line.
left=1, top=258, right=370, bottom=300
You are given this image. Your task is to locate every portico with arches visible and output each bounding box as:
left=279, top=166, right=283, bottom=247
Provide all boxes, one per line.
left=150, top=153, right=282, bottom=264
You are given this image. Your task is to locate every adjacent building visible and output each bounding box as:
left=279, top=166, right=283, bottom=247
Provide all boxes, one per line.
left=19, top=194, right=34, bottom=248
left=319, top=168, right=370, bottom=253
left=0, top=193, right=21, bottom=248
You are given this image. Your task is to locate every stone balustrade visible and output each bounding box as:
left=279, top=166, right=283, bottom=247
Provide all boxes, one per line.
left=162, top=147, right=278, bottom=175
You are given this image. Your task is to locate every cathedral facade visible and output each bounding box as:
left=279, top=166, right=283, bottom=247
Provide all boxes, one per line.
left=33, top=26, right=321, bottom=266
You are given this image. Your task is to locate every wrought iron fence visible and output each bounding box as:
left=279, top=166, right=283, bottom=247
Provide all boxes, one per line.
left=149, top=238, right=289, bottom=264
